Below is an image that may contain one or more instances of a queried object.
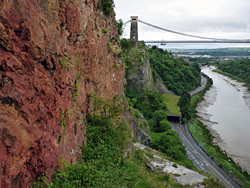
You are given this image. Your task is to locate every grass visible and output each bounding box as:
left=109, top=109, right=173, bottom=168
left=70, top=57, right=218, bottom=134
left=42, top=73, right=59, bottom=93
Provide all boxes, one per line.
left=162, top=93, right=181, bottom=115
left=189, top=80, right=250, bottom=187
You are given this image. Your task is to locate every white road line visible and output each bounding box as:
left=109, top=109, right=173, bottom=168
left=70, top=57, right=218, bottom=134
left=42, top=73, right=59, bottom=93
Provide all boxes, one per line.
left=175, top=123, right=235, bottom=188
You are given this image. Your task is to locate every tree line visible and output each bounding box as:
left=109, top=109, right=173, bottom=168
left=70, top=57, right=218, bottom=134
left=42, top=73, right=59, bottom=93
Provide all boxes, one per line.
left=218, top=59, right=250, bottom=89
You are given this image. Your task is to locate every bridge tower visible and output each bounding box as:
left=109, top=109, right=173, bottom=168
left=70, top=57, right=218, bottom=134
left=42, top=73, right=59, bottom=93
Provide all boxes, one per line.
left=130, top=16, right=138, bottom=42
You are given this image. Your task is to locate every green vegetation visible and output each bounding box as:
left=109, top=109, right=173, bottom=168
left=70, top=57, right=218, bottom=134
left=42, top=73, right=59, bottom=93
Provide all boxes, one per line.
left=122, top=40, right=197, bottom=171
left=108, top=42, right=121, bottom=57
left=126, top=88, right=166, bottom=120
left=73, top=72, right=81, bottom=102
left=125, top=86, right=195, bottom=170
left=178, top=92, right=191, bottom=122
left=216, top=58, right=250, bottom=89
left=122, top=42, right=145, bottom=77
left=150, top=110, right=171, bottom=133
left=60, top=111, right=67, bottom=127
left=74, top=56, right=79, bottom=65
left=120, top=38, right=132, bottom=50
left=148, top=46, right=201, bottom=95
left=59, top=133, right=62, bottom=143
left=98, top=0, right=114, bottom=16
left=61, top=56, right=72, bottom=70
left=162, top=93, right=180, bottom=115
left=32, top=96, right=187, bottom=188
left=150, top=131, right=195, bottom=170
left=102, top=28, right=109, bottom=34
left=189, top=81, right=250, bottom=187
left=44, top=45, right=51, bottom=52
left=61, top=56, right=69, bottom=66
left=116, top=19, right=123, bottom=36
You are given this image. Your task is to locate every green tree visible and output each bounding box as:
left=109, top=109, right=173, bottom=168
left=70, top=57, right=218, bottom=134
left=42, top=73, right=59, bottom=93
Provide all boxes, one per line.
left=151, top=110, right=170, bottom=132
left=150, top=130, right=187, bottom=161
left=178, top=92, right=191, bottom=122
left=218, top=58, right=250, bottom=90
left=148, top=46, right=201, bottom=95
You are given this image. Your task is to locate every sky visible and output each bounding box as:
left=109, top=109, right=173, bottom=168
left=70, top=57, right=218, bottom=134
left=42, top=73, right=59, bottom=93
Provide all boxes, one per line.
left=114, top=0, right=250, bottom=49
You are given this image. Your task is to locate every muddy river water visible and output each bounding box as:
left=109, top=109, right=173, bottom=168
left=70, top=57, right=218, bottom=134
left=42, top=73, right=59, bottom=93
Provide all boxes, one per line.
left=197, top=66, right=250, bottom=173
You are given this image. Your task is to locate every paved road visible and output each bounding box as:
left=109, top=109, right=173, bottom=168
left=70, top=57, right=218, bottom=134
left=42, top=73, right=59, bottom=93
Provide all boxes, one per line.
left=171, top=121, right=240, bottom=188
left=190, top=75, right=207, bottom=96
left=171, top=75, right=240, bottom=187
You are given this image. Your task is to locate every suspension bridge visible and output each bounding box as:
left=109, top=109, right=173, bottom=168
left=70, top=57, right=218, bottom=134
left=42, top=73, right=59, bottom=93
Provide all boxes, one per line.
left=126, top=16, right=250, bottom=44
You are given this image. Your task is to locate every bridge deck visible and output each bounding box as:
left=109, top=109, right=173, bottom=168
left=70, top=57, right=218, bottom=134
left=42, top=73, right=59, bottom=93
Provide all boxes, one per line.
left=145, top=40, right=250, bottom=44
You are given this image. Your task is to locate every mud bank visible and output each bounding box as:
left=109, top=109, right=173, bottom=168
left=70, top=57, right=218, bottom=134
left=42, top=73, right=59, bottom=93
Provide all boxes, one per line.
left=197, top=67, right=250, bottom=174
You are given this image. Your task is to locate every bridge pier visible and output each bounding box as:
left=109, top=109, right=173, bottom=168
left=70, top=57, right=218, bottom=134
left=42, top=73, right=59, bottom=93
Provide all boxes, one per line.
left=130, top=16, right=138, bottom=43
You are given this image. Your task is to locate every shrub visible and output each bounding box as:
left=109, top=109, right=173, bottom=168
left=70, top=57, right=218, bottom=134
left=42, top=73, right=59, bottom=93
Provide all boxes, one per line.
left=151, top=110, right=171, bottom=133
left=150, top=130, right=189, bottom=162
left=116, top=19, right=123, bottom=36
left=98, top=0, right=115, bottom=16
left=120, top=38, right=132, bottom=50
left=178, top=92, right=191, bottom=121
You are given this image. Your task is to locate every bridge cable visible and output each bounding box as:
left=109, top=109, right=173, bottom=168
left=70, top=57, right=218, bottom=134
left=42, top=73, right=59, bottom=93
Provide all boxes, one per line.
left=123, top=20, right=131, bottom=25
left=138, top=19, right=249, bottom=42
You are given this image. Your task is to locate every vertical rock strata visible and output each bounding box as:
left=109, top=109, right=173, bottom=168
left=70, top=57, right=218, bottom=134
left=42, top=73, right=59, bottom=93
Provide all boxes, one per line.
left=0, top=0, right=125, bottom=187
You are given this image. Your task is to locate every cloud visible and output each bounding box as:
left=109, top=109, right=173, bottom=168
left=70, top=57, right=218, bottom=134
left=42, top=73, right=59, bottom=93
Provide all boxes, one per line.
left=114, top=0, right=250, bottom=42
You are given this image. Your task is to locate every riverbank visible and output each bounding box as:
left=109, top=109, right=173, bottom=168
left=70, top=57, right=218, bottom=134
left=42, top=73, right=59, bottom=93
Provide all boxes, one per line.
left=189, top=74, right=250, bottom=187
left=213, top=68, right=250, bottom=108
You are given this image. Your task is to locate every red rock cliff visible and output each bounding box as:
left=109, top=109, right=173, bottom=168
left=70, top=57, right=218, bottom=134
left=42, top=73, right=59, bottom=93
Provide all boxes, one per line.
left=0, top=0, right=125, bottom=187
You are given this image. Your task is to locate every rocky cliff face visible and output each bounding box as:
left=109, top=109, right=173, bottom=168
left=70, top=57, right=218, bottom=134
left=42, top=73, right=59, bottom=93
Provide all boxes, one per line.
left=126, top=45, right=170, bottom=96
left=123, top=104, right=152, bottom=146
left=124, top=44, right=170, bottom=146
left=0, top=0, right=125, bottom=187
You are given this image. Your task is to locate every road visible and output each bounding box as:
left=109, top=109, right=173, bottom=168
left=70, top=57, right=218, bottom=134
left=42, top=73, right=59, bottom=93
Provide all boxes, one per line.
left=171, top=75, right=240, bottom=187
left=190, top=75, right=207, bottom=96
left=171, top=122, right=240, bottom=187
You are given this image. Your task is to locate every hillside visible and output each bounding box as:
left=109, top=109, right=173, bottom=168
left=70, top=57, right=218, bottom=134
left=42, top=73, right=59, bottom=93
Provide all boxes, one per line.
left=148, top=46, right=201, bottom=95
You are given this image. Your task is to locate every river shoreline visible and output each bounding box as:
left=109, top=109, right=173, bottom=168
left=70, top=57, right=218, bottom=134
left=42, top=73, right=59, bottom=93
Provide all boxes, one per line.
left=189, top=68, right=250, bottom=187
left=213, top=68, right=250, bottom=109
left=197, top=66, right=250, bottom=174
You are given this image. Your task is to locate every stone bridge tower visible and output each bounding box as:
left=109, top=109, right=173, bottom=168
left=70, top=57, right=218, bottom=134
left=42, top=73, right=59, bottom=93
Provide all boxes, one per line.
left=130, top=16, right=138, bottom=42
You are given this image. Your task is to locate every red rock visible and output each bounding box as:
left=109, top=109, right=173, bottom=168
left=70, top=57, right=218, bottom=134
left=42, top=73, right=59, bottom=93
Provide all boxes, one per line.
left=0, top=0, right=125, bottom=187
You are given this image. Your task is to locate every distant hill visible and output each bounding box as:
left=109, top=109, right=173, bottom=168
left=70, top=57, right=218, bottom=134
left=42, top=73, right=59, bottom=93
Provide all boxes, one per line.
left=170, top=48, right=250, bottom=56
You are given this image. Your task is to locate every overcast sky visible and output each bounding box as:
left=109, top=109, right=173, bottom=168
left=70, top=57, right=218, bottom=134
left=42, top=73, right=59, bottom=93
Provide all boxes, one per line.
left=114, top=0, right=250, bottom=48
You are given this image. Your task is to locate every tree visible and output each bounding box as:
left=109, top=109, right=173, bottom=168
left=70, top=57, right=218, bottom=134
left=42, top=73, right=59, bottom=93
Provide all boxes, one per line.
left=151, top=110, right=171, bottom=132
left=178, top=92, right=191, bottom=122
left=150, top=130, right=187, bottom=161
left=148, top=46, right=201, bottom=95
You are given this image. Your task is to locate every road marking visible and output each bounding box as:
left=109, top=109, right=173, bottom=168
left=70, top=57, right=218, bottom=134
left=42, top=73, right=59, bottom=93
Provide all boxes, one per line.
left=175, top=123, right=235, bottom=188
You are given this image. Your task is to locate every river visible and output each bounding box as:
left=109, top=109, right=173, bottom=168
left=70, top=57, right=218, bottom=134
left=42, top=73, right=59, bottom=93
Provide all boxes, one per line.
left=197, top=66, right=250, bottom=174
